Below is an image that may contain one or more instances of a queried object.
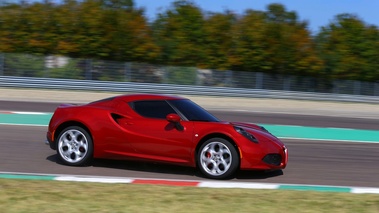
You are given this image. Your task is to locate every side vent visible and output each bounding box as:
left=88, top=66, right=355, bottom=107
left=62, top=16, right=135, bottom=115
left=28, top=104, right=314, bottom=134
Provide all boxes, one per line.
left=111, top=113, right=124, bottom=124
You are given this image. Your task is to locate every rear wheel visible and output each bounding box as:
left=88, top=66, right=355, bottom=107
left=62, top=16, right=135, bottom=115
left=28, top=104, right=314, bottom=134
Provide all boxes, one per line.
left=197, top=138, right=239, bottom=179
left=56, top=126, right=93, bottom=166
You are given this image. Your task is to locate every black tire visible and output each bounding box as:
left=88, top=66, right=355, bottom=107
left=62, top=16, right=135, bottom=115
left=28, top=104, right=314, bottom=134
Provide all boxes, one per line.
left=197, top=138, right=239, bottom=179
left=56, top=126, right=93, bottom=166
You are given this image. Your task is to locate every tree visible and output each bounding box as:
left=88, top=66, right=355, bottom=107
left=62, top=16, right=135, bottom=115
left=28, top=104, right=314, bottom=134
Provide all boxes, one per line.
left=316, top=14, right=379, bottom=81
left=152, top=0, right=206, bottom=66
left=202, top=11, right=235, bottom=70
left=228, top=9, right=269, bottom=72
left=261, top=3, right=322, bottom=76
left=0, top=0, right=159, bottom=62
left=103, top=5, right=160, bottom=62
left=100, top=0, right=134, bottom=10
left=227, top=4, right=322, bottom=76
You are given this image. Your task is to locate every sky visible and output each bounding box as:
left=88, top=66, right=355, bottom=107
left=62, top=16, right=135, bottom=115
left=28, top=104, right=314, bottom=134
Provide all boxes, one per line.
left=134, top=0, right=379, bottom=34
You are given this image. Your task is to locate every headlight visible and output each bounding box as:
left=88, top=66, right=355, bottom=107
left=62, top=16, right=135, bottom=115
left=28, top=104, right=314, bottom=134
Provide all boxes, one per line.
left=234, top=126, right=259, bottom=143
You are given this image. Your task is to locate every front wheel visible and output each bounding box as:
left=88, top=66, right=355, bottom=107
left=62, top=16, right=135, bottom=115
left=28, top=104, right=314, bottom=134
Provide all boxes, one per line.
left=56, top=126, right=93, bottom=166
left=197, top=138, right=239, bottom=179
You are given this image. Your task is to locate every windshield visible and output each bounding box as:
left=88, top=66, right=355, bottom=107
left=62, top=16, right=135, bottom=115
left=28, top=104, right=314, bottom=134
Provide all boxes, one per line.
left=168, top=99, right=220, bottom=122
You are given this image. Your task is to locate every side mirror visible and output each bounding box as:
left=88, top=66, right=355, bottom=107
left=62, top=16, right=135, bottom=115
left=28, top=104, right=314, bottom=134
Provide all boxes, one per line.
left=166, top=113, right=181, bottom=123
left=166, top=113, right=184, bottom=131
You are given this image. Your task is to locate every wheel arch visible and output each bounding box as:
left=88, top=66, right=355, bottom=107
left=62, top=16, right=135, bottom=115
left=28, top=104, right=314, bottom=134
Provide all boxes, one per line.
left=54, top=121, right=92, bottom=143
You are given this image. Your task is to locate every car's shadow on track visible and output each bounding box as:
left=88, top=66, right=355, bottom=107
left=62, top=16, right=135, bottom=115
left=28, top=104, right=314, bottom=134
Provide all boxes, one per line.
left=47, top=154, right=283, bottom=180
left=235, top=170, right=283, bottom=179
left=93, top=158, right=199, bottom=177
left=47, top=154, right=198, bottom=177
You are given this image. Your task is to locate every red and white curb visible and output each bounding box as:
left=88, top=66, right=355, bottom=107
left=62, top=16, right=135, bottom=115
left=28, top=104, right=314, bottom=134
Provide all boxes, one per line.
left=1, top=172, right=379, bottom=194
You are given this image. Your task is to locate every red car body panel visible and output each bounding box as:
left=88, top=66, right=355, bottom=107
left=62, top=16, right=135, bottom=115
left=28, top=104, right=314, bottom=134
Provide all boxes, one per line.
left=47, top=94, right=287, bottom=170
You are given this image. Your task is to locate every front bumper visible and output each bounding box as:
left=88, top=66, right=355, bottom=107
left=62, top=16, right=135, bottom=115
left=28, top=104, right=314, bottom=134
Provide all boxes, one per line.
left=262, top=146, right=288, bottom=167
left=240, top=140, right=288, bottom=170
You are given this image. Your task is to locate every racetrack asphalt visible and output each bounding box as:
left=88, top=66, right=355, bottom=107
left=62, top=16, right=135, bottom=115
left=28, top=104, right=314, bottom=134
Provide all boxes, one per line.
left=1, top=124, right=379, bottom=188
left=1, top=87, right=379, bottom=189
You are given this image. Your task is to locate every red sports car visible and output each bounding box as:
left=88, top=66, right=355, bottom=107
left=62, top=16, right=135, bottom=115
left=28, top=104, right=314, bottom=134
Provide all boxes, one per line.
left=46, top=94, right=288, bottom=179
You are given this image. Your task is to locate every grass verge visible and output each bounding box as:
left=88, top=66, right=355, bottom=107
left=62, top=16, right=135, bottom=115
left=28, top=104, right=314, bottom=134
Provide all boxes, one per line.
left=0, top=179, right=378, bottom=213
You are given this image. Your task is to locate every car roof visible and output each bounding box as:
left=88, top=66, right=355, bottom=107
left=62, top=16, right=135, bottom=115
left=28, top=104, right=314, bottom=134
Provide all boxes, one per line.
left=114, top=94, right=186, bottom=102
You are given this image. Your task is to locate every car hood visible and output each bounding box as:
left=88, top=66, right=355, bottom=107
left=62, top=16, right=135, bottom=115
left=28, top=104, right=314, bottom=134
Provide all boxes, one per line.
left=229, top=121, right=264, bottom=131
left=229, top=121, right=285, bottom=147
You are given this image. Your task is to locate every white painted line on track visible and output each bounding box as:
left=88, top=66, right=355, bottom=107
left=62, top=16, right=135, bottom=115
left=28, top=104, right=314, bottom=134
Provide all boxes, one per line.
left=12, top=111, right=52, bottom=115
left=55, top=176, right=134, bottom=184
left=0, top=123, right=48, bottom=127
left=198, top=181, right=279, bottom=189
left=0, top=111, right=52, bottom=115
left=279, top=137, right=379, bottom=143
left=351, top=187, right=379, bottom=194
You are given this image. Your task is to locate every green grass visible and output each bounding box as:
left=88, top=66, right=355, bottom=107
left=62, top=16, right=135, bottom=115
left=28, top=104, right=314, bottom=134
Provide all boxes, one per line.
left=0, top=179, right=378, bottom=213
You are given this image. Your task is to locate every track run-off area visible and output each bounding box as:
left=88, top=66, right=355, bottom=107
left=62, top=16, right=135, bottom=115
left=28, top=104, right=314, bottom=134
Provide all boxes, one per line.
left=1, top=98, right=379, bottom=194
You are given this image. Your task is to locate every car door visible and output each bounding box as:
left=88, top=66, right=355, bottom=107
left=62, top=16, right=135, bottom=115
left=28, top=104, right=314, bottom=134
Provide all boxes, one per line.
left=121, top=100, right=194, bottom=164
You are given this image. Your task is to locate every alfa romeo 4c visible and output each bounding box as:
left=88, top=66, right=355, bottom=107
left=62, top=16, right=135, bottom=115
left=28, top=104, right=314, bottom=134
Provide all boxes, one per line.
left=46, top=94, right=287, bottom=179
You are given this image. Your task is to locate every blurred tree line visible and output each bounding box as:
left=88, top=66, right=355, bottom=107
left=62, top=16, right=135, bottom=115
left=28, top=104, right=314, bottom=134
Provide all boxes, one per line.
left=0, top=0, right=378, bottom=82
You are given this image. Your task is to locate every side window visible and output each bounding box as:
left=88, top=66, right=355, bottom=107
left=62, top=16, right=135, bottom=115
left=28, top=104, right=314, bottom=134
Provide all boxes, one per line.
left=130, top=100, right=176, bottom=119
